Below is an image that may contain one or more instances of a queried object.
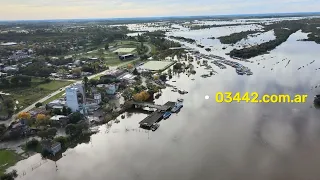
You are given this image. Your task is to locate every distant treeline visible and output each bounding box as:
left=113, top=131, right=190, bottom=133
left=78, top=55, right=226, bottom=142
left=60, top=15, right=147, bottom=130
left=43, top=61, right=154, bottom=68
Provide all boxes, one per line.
left=228, top=18, right=320, bottom=58
left=229, top=27, right=300, bottom=59
left=218, top=30, right=261, bottom=44
left=189, top=23, right=261, bottom=30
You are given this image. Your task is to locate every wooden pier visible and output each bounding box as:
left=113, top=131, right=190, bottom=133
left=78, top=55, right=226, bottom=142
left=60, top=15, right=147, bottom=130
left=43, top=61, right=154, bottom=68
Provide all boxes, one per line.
left=131, top=101, right=175, bottom=111
left=137, top=101, right=176, bottom=128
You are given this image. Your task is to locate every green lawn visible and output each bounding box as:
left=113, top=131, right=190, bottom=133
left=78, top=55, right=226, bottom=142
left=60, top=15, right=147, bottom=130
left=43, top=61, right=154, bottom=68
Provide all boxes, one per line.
left=0, top=150, right=20, bottom=176
left=4, top=78, right=72, bottom=110
left=42, top=91, right=65, bottom=104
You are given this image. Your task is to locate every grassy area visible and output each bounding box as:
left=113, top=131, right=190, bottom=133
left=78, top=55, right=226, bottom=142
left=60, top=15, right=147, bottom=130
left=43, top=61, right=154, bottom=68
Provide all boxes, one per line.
left=0, top=150, right=21, bottom=176
left=4, top=78, right=72, bottom=109
left=42, top=91, right=65, bottom=104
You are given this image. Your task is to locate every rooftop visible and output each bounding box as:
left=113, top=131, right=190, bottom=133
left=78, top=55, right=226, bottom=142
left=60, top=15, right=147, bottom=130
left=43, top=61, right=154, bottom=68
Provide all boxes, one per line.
left=0, top=42, right=17, bottom=46
left=140, top=61, right=174, bottom=71
left=113, top=48, right=136, bottom=53
left=50, top=115, right=67, bottom=121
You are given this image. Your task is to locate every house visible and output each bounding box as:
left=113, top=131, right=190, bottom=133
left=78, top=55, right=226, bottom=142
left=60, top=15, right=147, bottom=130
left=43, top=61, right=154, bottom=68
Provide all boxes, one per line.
left=88, top=57, right=99, bottom=61
left=8, top=50, right=31, bottom=61
left=0, top=72, right=7, bottom=77
left=42, top=140, right=61, bottom=156
left=119, top=54, right=134, bottom=60
left=100, top=69, right=127, bottom=82
left=50, top=115, right=68, bottom=126
left=3, top=66, right=18, bottom=72
left=47, top=99, right=66, bottom=108
left=97, top=84, right=119, bottom=95
left=8, top=119, right=29, bottom=136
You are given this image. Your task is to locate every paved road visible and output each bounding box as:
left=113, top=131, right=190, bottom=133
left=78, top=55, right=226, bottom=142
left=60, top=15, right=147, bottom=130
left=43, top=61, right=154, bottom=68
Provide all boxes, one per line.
left=144, top=44, right=152, bottom=55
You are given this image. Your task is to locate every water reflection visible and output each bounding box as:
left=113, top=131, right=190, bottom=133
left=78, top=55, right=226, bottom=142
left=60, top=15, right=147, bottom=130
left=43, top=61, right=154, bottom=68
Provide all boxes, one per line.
left=6, top=21, right=320, bottom=180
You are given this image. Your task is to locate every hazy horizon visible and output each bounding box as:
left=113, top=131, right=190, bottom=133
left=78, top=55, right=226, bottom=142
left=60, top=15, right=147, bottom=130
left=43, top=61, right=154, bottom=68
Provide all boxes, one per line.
left=1, top=0, right=320, bottom=21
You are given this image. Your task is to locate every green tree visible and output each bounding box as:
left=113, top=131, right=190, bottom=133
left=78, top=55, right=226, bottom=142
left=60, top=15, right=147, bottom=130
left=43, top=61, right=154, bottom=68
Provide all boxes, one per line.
left=65, top=124, right=77, bottom=136
left=38, top=130, right=49, bottom=139
left=47, top=128, right=57, bottom=139
left=52, top=108, right=62, bottom=115
left=0, top=170, right=18, bottom=180
left=35, top=102, right=43, bottom=108
left=62, top=106, right=67, bottom=116
left=69, top=112, right=82, bottom=124
left=54, top=136, right=68, bottom=149
left=104, top=43, right=109, bottom=50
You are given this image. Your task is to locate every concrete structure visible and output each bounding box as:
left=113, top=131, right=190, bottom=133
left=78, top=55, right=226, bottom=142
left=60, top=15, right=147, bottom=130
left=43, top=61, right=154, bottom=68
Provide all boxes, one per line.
left=66, top=87, right=80, bottom=112
left=94, top=93, right=102, bottom=104
left=138, top=61, right=175, bottom=72
left=66, top=83, right=87, bottom=114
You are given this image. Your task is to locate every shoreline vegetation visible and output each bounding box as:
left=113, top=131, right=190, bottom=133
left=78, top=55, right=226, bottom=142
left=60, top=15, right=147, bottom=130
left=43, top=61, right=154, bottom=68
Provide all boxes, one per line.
left=226, top=19, right=320, bottom=58
left=218, top=30, right=262, bottom=44
left=229, top=28, right=299, bottom=58
left=168, top=36, right=196, bottom=44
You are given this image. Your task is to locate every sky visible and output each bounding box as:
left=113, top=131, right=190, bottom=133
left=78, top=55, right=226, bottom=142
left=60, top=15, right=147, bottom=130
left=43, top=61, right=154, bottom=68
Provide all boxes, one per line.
left=0, top=0, right=319, bottom=20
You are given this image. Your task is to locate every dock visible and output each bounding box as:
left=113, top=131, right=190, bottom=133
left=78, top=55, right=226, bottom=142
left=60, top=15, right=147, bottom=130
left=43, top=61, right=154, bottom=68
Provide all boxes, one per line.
left=132, top=101, right=175, bottom=111
left=137, top=101, right=176, bottom=128
left=139, top=111, right=164, bottom=128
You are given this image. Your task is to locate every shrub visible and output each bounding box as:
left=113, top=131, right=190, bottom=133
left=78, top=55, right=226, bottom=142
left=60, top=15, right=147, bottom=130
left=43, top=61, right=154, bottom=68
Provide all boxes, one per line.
left=26, top=139, right=39, bottom=150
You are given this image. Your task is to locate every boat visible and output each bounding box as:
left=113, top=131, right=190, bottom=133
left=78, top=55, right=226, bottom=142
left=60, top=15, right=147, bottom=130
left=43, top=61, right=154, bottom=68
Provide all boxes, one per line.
left=171, top=103, right=183, bottom=113
left=151, top=123, right=160, bottom=131
left=163, top=111, right=172, bottom=119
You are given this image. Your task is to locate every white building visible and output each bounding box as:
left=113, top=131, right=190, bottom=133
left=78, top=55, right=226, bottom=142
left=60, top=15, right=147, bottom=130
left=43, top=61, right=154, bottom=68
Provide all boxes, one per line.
left=66, top=87, right=80, bottom=112
left=94, top=93, right=102, bottom=104
left=66, top=83, right=86, bottom=113
left=47, top=99, right=66, bottom=108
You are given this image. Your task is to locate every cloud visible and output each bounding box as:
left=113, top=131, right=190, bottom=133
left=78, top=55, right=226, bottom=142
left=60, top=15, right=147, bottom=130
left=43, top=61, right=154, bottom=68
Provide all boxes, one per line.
left=0, top=0, right=319, bottom=20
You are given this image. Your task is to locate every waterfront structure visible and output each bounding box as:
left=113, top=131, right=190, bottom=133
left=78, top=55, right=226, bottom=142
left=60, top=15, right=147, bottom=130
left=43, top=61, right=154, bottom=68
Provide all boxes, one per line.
left=42, top=141, right=61, bottom=156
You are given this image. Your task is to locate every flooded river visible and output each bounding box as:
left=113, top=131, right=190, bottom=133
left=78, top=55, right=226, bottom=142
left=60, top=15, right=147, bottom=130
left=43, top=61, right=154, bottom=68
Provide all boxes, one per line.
left=6, top=19, right=320, bottom=180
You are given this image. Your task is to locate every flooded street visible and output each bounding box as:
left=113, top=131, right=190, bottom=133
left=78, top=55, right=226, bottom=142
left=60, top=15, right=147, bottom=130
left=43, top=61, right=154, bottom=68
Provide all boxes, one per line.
left=6, top=18, right=320, bottom=180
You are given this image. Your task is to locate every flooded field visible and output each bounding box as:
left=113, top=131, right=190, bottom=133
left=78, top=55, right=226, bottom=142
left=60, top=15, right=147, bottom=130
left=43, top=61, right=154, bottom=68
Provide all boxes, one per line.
left=5, top=17, right=320, bottom=180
